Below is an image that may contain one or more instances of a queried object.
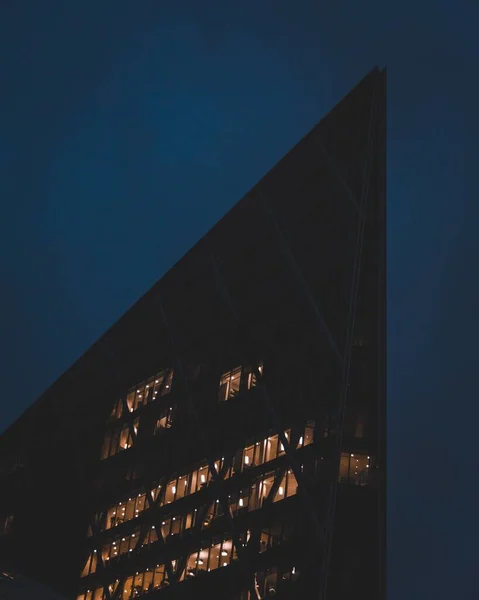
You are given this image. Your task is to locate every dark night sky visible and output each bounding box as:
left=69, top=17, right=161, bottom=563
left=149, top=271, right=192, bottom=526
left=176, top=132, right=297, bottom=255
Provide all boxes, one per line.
left=0, top=1, right=478, bottom=597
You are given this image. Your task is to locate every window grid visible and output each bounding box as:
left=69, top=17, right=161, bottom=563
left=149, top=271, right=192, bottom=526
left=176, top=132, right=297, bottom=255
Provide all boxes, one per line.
left=99, top=422, right=315, bottom=532
left=126, top=370, right=173, bottom=414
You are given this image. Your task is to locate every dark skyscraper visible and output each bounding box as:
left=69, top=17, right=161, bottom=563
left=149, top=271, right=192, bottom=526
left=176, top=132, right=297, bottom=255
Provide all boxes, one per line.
left=0, top=67, right=386, bottom=600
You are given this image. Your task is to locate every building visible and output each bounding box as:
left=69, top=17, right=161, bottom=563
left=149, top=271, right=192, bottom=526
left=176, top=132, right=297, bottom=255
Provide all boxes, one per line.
left=0, top=67, right=386, bottom=600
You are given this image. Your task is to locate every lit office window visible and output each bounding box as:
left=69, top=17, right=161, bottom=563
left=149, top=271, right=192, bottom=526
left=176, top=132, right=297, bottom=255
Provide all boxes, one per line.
left=218, top=366, right=242, bottom=401
left=247, top=469, right=299, bottom=512
left=110, top=399, right=123, bottom=420
left=122, top=566, right=170, bottom=596
left=297, top=421, right=315, bottom=447
left=101, top=419, right=139, bottom=459
left=175, top=474, right=188, bottom=499
left=108, top=538, right=239, bottom=596
left=105, top=493, right=147, bottom=530
left=338, top=453, right=370, bottom=485
left=273, top=470, right=298, bottom=502
left=183, top=538, right=236, bottom=579
left=141, top=526, right=159, bottom=548
left=161, top=511, right=196, bottom=540
left=218, top=364, right=263, bottom=402
left=243, top=429, right=292, bottom=469
left=248, top=363, right=264, bottom=389
left=155, top=406, right=174, bottom=432
left=76, top=587, right=105, bottom=600
left=80, top=552, right=98, bottom=577
left=101, top=530, right=139, bottom=563
left=126, top=369, right=174, bottom=413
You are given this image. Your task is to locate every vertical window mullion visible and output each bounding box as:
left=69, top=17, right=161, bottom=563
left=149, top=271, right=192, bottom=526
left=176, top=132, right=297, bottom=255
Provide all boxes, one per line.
left=206, top=546, right=213, bottom=572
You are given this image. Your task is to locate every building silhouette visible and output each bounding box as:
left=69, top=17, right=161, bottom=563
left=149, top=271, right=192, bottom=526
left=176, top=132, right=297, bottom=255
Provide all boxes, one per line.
left=0, top=67, right=386, bottom=600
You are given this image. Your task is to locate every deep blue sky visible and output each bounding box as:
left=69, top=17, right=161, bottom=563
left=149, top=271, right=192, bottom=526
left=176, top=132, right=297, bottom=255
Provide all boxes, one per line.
left=0, top=1, right=478, bottom=597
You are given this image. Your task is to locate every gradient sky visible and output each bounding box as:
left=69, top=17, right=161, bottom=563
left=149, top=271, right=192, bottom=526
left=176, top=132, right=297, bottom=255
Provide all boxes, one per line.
left=0, top=1, right=478, bottom=598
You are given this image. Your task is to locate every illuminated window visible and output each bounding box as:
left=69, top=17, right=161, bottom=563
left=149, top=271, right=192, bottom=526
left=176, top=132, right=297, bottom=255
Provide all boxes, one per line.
left=229, top=488, right=250, bottom=517
left=104, top=493, right=147, bottom=530
left=101, top=418, right=139, bottom=460
left=264, top=434, right=279, bottom=462
left=218, top=363, right=263, bottom=402
left=184, top=511, right=196, bottom=530
left=110, top=399, right=123, bottom=420
left=209, top=541, right=222, bottom=571
left=248, top=363, right=264, bottom=389
left=77, top=587, right=105, bottom=600
left=273, top=469, right=298, bottom=503
left=164, top=478, right=178, bottom=504
left=218, top=366, right=242, bottom=401
left=186, top=550, right=199, bottom=577
left=259, top=473, right=274, bottom=506
left=100, top=530, right=139, bottom=564
left=202, top=503, right=214, bottom=529
left=153, top=565, right=167, bottom=589
left=80, top=552, right=98, bottom=577
left=184, top=537, right=235, bottom=579
left=124, top=576, right=134, bottom=598
left=242, top=428, right=295, bottom=470
left=170, top=515, right=181, bottom=537
left=194, top=464, right=211, bottom=492
left=339, top=453, right=370, bottom=485
left=278, top=430, right=290, bottom=454
left=298, top=420, right=315, bottom=447
left=132, top=573, right=143, bottom=598
left=126, top=369, right=174, bottom=413
left=175, top=474, right=188, bottom=499
left=161, top=509, right=197, bottom=539
left=142, top=570, right=154, bottom=594
left=213, top=498, right=224, bottom=519
left=155, top=406, right=174, bottom=432
left=141, top=527, right=159, bottom=549
left=242, top=444, right=255, bottom=469
left=121, top=568, right=168, bottom=594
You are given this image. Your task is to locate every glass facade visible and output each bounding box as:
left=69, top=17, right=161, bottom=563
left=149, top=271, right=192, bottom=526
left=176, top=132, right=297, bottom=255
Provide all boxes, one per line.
left=218, top=364, right=263, bottom=402
left=79, top=364, right=375, bottom=599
